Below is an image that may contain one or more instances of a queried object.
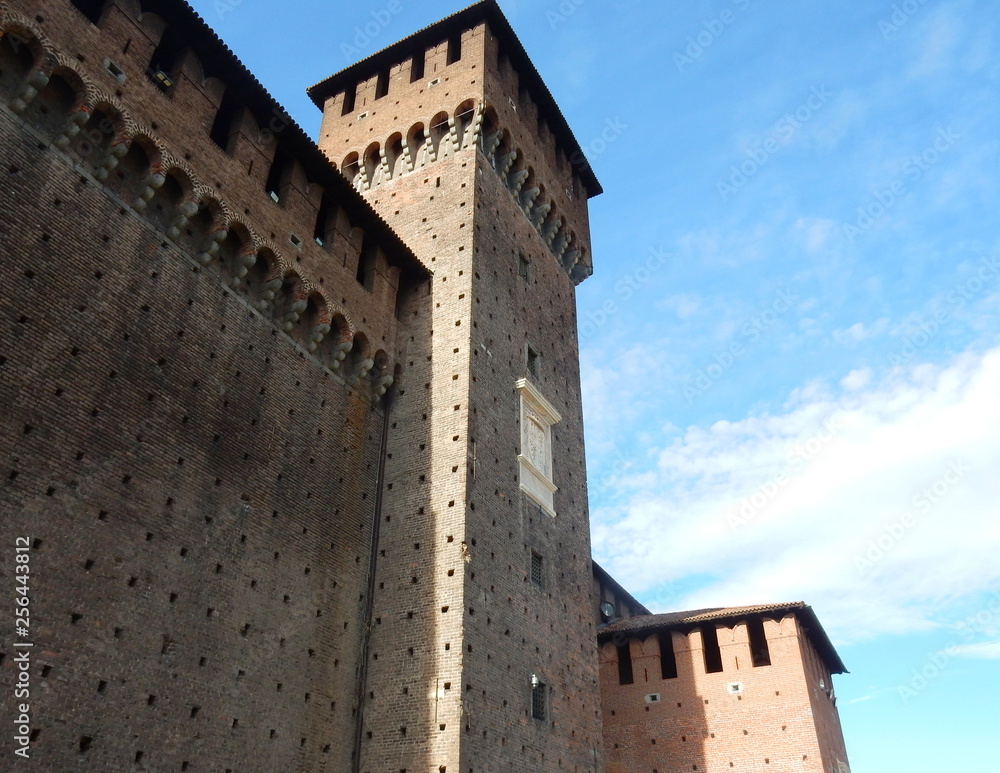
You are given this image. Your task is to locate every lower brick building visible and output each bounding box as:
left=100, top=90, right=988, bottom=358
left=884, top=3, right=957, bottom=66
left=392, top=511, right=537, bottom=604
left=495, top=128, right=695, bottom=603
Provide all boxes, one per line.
left=596, top=600, right=851, bottom=773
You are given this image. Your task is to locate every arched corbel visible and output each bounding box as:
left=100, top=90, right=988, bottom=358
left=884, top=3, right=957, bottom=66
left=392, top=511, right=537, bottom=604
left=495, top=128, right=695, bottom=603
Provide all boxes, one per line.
left=529, top=200, right=551, bottom=229
left=197, top=225, right=228, bottom=265
left=447, top=113, right=461, bottom=152
left=541, top=217, right=563, bottom=245
left=481, top=128, right=503, bottom=162
left=94, top=139, right=129, bottom=180
left=520, top=186, right=540, bottom=212
left=52, top=105, right=91, bottom=149
left=167, top=201, right=199, bottom=239
left=132, top=164, right=166, bottom=211
left=329, top=339, right=352, bottom=369
left=229, top=243, right=257, bottom=289
left=10, top=70, right=49, bottom=113
left=562, top=249, right=581, bottom=272
left=280, top=289, right=308, bottom=332
left=508, top=168, right=529, bottom=195
left=372, top=370, right=394, bottom=403
left=307, top=322, right=331, bottom=353
left=467, top=102, right=485, bottom=149
left=551, top=231, right=570, bottom=260
left=495, top=149, right=517, bottom=176
left=351, top=357, right=375, bottom=386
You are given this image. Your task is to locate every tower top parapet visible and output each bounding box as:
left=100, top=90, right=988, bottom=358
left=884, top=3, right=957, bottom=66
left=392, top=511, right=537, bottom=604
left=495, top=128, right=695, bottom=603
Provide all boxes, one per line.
left=306, top=0, right=603, bottom=199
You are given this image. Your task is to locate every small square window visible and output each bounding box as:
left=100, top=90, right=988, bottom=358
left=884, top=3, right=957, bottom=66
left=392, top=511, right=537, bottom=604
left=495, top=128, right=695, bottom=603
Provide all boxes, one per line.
left=530, top=551, right=543, bottom=588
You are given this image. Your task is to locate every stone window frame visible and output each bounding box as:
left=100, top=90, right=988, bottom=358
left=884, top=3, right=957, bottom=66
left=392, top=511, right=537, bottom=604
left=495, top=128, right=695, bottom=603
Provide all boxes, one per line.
left=516, top=378, right=561, bottom=517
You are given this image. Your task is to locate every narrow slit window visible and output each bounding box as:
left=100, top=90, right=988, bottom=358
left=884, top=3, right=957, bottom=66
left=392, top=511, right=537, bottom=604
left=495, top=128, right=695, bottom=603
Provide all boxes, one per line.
left=209, top=88, right=242, bottom=152
left=617, top=644, right=634, bottom=686
left=264, top=146, right=292, bottom=203
left=531, top=678, right=546, bottom=720
left=747, top=618, right=771, bottom=667
left=702, top=625, right=724, bottom=674
left=357, top=234, right=377, bottom=289
left=526, top=345, right=540, bottom=379
left=518, top=252, right=530, bottom=283
left=659, top=632, right=678, bottom=680
left=147, top=27, right=186, bottom=91
left=341, top=85, right=357, bottom=116
left=410, top=50, right=426, bottom=82
left=447, top=33, right=462, bottom=64
left=375, top=70, right=389, bottom=100
left=314, top=193, right=334, bottom=246
left=530, top=551, right=543, bottom=588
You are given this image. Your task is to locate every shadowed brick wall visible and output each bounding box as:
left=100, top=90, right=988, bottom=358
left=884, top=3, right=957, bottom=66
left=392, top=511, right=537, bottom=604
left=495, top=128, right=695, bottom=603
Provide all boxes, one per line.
left=0, top=0, right=429, bottom=769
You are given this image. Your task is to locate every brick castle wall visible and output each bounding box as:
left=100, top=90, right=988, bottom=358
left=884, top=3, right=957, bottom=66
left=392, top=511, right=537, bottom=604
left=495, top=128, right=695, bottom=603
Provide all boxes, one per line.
left=0, top=0, right=429, bottom=769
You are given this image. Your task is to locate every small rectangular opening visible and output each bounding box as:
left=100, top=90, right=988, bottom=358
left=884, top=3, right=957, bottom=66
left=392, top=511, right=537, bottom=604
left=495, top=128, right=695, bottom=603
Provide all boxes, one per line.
left=314, top=193, right=334, bottom=246
left=147, top=26, right=186, bottom=91
left=702, top=626, right=724, bottom=674
left=518, top=252, right=530, bottom=282
left=530, top=551, right=543, bottom=588
left=209, top=88, right=242, bottom=152
left=617, top=643, right=634, bottom=686
left=357, top=234, right=377, bottom=289
left=747, top=618, right=771, bottom=667
left=526, top=345, right=540, bottom=378
left=659, top=632, right=678, bottom=679
left=410, top=50, right=425, bottom=82
left=264, top=146, right=292, bottom=203
left=447, top=33, right=462, bottom=65
left=375, top=69, right=389, bottom=100
left=341, top=85, right=357, bottom=116
left=531, top=679, right=546, bottom=720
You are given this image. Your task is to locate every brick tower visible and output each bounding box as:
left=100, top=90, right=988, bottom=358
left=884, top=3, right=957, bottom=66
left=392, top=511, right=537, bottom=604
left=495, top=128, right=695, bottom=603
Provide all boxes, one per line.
left=597, top=603, right=851, bottom=773
left=308, top=3, right=605, bottom=771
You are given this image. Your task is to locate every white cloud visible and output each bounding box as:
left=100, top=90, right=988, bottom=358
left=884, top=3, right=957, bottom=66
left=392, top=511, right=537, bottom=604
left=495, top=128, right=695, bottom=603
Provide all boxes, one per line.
left=950, top=641, right=1000, bottom=660
left=833, top=319, right=890, bottom=343
left=840, top=367, right=873, bottom=391
left=591, top=346, right=1000, bottom=643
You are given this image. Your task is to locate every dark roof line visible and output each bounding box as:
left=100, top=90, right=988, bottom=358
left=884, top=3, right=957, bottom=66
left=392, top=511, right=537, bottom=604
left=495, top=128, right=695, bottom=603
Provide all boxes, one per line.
left=305, top=0, right=603, bottom=198
left=593, top=562, right=651, bottom=617
left=598, top=602, right=848, bottom=676
left=138, top=0, right=427, bottom=282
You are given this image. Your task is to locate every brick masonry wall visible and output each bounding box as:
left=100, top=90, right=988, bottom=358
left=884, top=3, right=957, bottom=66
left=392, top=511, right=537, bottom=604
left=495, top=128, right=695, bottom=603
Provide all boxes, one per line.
left=0, top=0, right=429, bottom=770
left=600, top=616, right=848, bottom=773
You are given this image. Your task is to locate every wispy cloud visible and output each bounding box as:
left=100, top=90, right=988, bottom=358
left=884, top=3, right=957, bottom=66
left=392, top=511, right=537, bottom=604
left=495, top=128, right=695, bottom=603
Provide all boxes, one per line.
left=950, top=641, right=1000, bottom=660
left=592, top=346, right=1000, bottom=642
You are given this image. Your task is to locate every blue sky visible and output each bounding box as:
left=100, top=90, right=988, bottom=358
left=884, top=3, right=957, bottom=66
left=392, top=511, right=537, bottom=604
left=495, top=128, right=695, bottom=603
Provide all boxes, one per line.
left=188, top=0, right=1000, bottom=769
